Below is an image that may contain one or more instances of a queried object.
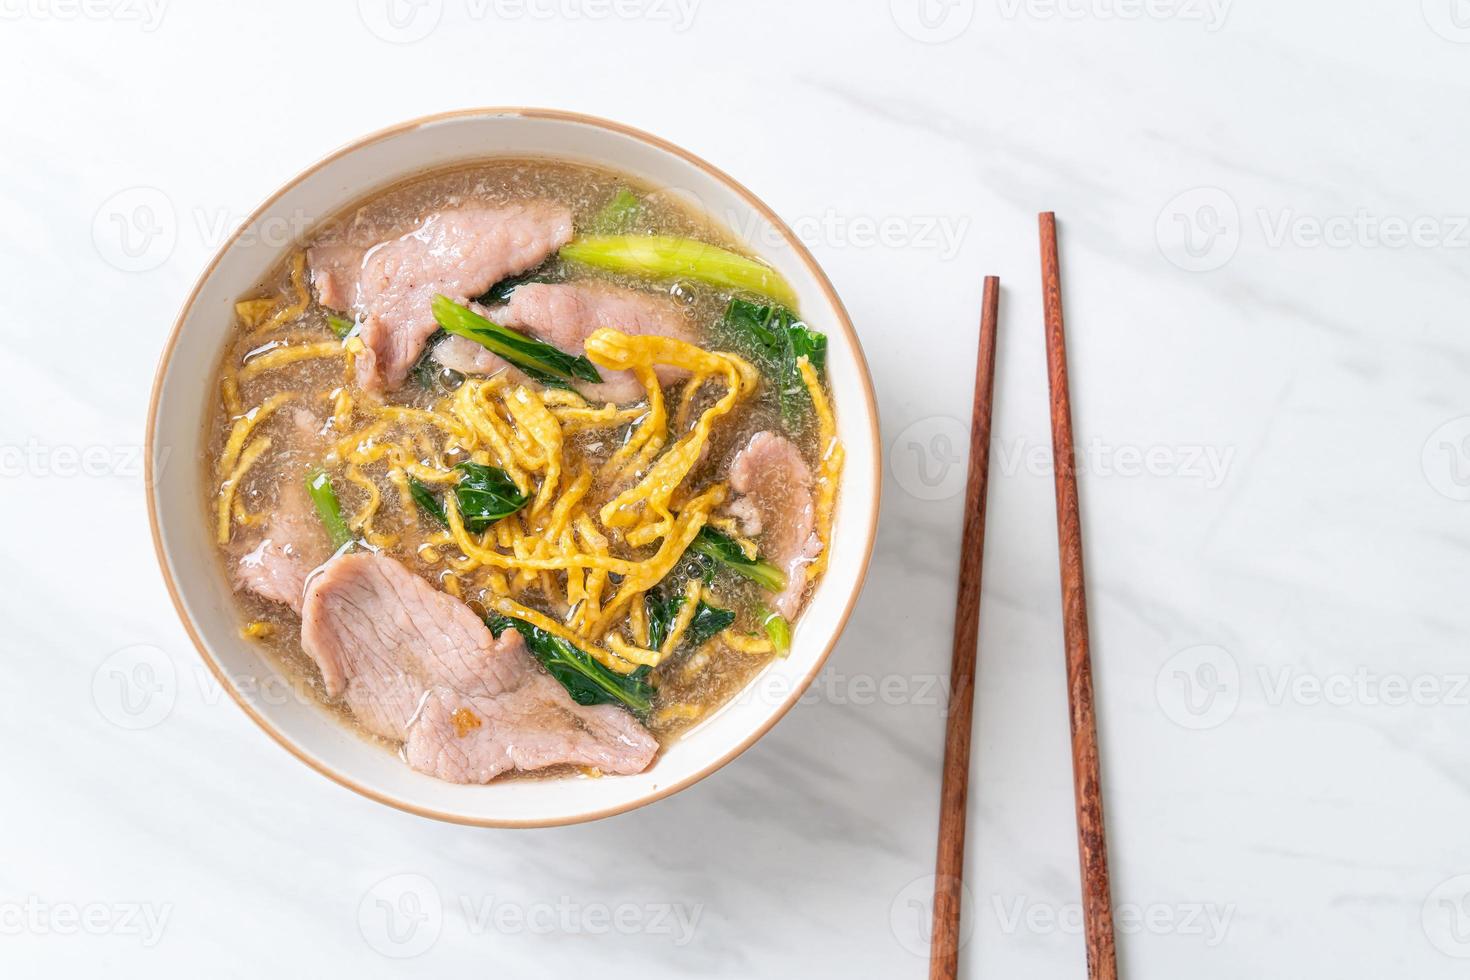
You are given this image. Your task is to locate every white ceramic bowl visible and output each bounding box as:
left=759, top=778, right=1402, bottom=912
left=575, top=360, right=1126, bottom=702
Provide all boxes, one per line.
left=147, top=109, right=880, bottom=826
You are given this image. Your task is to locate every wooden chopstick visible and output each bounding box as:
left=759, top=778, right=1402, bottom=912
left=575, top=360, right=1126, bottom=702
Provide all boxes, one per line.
left=928, top=275, right=1000, bottom=980
left=1039, top=212, right=1118, bottom=980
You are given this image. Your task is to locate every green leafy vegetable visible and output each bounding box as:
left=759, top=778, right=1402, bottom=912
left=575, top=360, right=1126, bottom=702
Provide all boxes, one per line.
left=478, top=267, right=557, bottom=305
left=688, top=601, right=738, bottom=647
left=410, top=333, right=445, bottom=389
left=688, top=526, right=786, bottom=593
left=761, top=607, right=792, bottom=655
left=721, top=298, right=828, bottom=429
left=644, top=590, right=736, bottom=653
left=326, top=314, right=354, bottom=339
left=407, top=476, right=447, bottom=527
left=487, top=614, right=653, bottom=715
left=453, top=461, right=529, bottom=532
left=560, top=235, right=798, bottom=308
left=409, top=463, right=527, bottom=531
left=431, top=294, right=602, bottom=389
left=586, top=187, right=641, bottom=235
left=305, top=468, right=352, bottom=550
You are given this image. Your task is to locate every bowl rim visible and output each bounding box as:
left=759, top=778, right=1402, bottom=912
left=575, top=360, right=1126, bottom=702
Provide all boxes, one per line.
left=145, top=106, right=882, bottom=827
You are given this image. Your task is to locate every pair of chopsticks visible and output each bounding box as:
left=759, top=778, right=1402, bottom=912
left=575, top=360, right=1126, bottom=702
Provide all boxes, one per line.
left=927, top=214, right=1117, bottom=980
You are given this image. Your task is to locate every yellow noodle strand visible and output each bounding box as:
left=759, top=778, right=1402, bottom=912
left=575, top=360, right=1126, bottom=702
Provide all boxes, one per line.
left=720, top=630, right=775, bottom=654
left=489, top=596, right=638, bottom=674
left=629, top=595, right=648, bottom=648
left=799, top=357, right=844, bottom=578
left=239, top=341, right=344, bottom=381
left=343, top=464, right=382, bottom=533
left=501, top=386, right=561, bottom=516
left=217, top=392, right=295, bottom=478
left=249, top=252, right=310, bottom=335
left=624, top=367, right=669, bottom=477
left=220, top=372, right=242, bottom=416
left=234, top=297, right=277, bottom=329
left=540, top=389, right=587, bottom=407
left=653, top=702, right=704, bottom=725
left=588, top=484, right=724, bottom=638
left=601, top=368, right=664, bottom=478
left=215, top=436, right=271, bottom=544
left=588, top=331, right=754, bottom=544
left=550, top=403, right=645, bottom=431
left=673, top=373, right=707, bottom=433
left=606, top=634, right=664, bottom=668
left=444, top=494, right=640, bottom=574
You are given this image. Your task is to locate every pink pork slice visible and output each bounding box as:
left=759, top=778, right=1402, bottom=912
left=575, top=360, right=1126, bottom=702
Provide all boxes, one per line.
left=304, top=244, right=364, bottom=312
left=234, top=478, right=330, bottom=615
left=728, top=431, right=823, bottom=620
left=433, top=281, right=695, bottom=403
left=298, top=552, right=657, bottom=783
left=306, top=203, right=574, bottom=394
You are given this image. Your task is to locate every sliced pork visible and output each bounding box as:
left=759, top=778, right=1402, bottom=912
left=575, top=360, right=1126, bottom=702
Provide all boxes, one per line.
left=299, top=552, right=657, bottom=782
left=305, top=243, right=363, bottom=312
left=234, top=479, right=329, bottom=615
left=433, top=281, right=694, bottom=403
left=728, top=431, right=822, bottom=619
left=308, top=203, right=573, bottom=394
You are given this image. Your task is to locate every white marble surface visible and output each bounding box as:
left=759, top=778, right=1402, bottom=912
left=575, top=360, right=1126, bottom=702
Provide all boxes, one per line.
left=4, top=1, right=1470, bottom=975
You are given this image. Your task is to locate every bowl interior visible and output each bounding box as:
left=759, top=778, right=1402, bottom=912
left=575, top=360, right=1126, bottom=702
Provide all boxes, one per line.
left=149, top=110, right=879, bottom=826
